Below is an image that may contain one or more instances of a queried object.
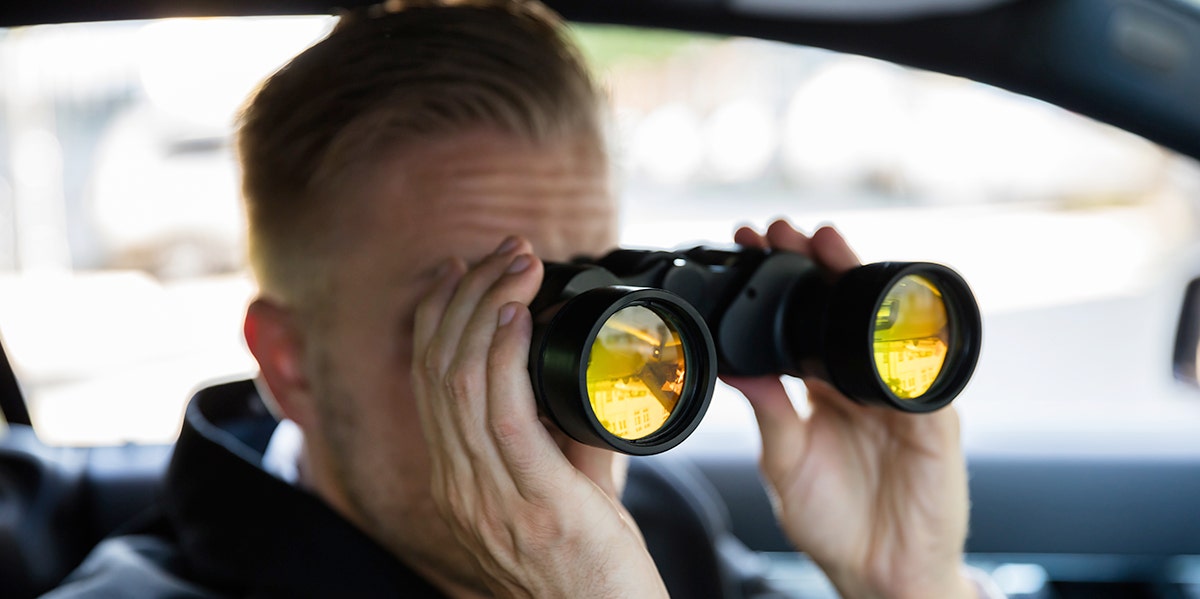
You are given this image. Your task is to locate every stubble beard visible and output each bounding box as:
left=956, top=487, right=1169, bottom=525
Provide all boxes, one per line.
left=311, top=351, right=490, bottom=594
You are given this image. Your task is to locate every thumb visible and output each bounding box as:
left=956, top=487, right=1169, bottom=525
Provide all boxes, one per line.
left=555, top=429, right=624, bottom=500
left=723, top=376, right=808, bottom=480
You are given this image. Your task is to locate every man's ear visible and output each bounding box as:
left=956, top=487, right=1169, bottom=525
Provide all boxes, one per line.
left=244, top=298, right=317, bottom=430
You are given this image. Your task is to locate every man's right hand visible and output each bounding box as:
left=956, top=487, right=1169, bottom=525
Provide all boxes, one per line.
left=411, top=235, right=667, bottom=598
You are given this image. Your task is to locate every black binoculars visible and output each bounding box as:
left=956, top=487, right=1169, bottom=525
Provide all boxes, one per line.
left=528, top=246, right=981, bottom=455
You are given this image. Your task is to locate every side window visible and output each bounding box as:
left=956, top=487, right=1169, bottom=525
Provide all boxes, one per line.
left=572, top=26, right=1200, bottom=437
left=1, top=20, right=1198, bottom=445
left=0, top=18, right=334, bottom=445
left=0, top=335, right=23, bottom=433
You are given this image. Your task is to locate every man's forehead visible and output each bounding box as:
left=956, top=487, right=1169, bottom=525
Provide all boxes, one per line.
left=350, top=130, right=617, bottom=281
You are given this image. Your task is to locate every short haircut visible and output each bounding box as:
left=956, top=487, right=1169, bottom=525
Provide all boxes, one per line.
left=237, top=0, right=603, bottom=312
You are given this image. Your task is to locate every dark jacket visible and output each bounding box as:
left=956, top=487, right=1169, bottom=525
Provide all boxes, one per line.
left=44, top=379, right=770, bottom=598
left=44, top=380, right=443, bottom=598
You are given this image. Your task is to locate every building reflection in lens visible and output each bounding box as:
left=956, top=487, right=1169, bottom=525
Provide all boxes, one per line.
left=586, top=306, right=686, bottom=440
left=873, top=275, right=950, bottom=399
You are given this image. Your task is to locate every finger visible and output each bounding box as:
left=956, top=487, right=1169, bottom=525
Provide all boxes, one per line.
left=810, top=225, right=861, bottom=274
left=419, top=238, right=529, bottom=477
left=444, top=253, right=544, bottom=449
left=451, top=252, right=544, bottom=386
left=429, top=258, right=546, bottom=524
left=558, top=434, right=624, bottom=500
left=800, top=377, right=869, bottom=422
left=413, top=257, right=466, bottom=364
left=723, top=375, right=808, bottom=480
left=764, top=219, right=813, bottom=256
left=412, top=258, right=466, bottom=449
left=734, top=225, right=767, bottom=248
left=428, top=236, right=533, bottom=373
left=487, top=301, right=574, bottom=496
left=885, top=401, right=963, bottom=455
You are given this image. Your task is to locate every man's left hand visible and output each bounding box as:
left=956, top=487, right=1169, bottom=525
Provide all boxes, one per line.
left=725, top=220, right=976, bottom=599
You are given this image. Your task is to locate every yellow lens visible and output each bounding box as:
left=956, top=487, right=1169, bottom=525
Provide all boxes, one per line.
left=872, top=275, right=950, bottom=399
left=586, top=306, right=686, bottom=440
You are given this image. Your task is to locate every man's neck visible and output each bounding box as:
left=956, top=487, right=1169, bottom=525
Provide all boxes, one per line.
left=292, top=430, right=494, bottom=598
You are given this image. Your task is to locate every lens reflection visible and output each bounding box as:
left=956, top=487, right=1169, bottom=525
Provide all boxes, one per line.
left=586, top=306, right=686, bottom=440
left=873, top=275, right=950, bottom=399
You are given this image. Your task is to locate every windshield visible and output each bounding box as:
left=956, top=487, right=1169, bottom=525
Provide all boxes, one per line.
left=1, top=19, right=1198, bottom=446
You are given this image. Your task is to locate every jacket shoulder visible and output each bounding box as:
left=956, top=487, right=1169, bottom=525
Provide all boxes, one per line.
left=41, top=535, right=220, bottom=599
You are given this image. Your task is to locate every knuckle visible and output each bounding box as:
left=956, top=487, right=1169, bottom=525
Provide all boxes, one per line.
left=421, top=346, right=446, bottom=380
left=488, top=414, right=525, bottom=447
left=444, top=361, right=482, bottom=400
left=480, top=527, right=519, bottom=564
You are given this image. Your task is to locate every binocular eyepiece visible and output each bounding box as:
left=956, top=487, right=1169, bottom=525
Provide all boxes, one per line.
left=528, top=246, right=982, bottom=455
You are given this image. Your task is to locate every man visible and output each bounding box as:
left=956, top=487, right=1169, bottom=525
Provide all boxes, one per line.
left=49, top=1, right=991, bottom=597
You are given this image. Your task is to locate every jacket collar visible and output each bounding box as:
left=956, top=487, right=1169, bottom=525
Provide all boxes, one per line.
left=163, top=379, right=444, bottom=598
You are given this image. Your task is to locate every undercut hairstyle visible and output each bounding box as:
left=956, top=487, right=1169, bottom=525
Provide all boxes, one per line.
left=237, top=0, right=603, bottom=313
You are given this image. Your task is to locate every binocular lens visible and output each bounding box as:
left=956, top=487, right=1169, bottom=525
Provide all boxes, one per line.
left=530, top=284, right=715, bottom=455
left=872, top=274, right=950, bottom=400
left=586, top=306, right=686, bottom=440
left=534, top=248, right=980, bottom=453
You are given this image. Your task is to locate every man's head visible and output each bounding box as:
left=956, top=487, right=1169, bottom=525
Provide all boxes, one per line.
left=238, top=1, right=618, bottom=592
left=239, top=0, right=606, bottom=316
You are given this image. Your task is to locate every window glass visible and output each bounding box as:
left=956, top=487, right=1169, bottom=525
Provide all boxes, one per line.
left=0, top=18, right=334, bottom=444
left=577, top=28, right=1200, bottom=455
left=1, top=20, right=1197, bottom=445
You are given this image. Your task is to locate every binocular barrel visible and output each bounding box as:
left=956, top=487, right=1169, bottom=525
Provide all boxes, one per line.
left=528, top=246, right=982, bottom=455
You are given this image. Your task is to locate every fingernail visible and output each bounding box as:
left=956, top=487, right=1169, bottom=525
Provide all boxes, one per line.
left=496, top=236, right=520, bottom=255
left=498, top=303, right=517, bottom=327
left=507, top=254, right=531, bottom=273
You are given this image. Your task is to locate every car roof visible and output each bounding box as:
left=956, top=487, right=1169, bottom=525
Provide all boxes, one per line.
left=1, top=0, right=1197, bottom=161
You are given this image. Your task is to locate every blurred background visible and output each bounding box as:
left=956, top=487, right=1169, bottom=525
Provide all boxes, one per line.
left=0, top=17, right=1198, bottom=452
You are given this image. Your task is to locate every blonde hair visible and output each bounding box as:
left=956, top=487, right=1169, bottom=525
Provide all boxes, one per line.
left=237, top=0, right=602, bottom=311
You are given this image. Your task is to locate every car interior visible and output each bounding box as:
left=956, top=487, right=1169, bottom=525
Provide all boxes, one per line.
left=2, top=0, right=1200, bottom=597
